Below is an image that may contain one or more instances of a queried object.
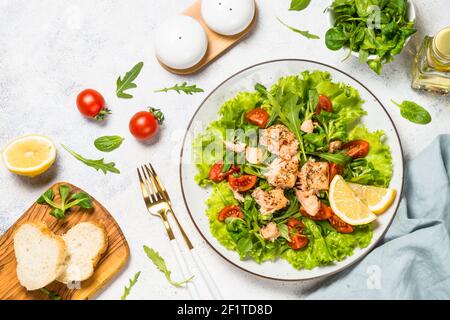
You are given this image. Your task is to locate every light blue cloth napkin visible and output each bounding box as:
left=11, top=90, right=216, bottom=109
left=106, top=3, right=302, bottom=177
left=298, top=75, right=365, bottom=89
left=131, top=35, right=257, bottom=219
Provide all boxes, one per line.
left=306, top=135, right=450, bottom=299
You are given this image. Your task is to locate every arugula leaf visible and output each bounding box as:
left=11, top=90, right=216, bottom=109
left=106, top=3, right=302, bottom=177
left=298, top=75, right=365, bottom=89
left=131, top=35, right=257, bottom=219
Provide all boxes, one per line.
left=277, top=18, right=320, bottom=40
left=94, top=136, right=124, bottom=152
left=121, top=271, right=141, bottom=300
left=143, top=245, right=194, bottom=287
left=289, top=0, right=311, bottom=11
left=391, top=100, right=432, bottom=125
left=155, top=82, right=204, bottom=95
left=62, top=144, right=120, bottom=174
left=116, top=62, right=144, bottom=99
left=39, top=288, right=62, bottom=300
left=315, top=152, right=353, bottom=166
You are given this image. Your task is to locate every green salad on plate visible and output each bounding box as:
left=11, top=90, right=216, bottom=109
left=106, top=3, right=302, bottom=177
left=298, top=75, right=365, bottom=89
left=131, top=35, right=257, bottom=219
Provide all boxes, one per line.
left=193, top=70, right=394, bottom=270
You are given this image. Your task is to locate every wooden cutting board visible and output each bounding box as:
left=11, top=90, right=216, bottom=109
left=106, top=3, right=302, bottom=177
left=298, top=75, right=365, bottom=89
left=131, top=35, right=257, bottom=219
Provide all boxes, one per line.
left=158, top=0, right=258, bottom=75
left=0, top=182, right=129, bottom=300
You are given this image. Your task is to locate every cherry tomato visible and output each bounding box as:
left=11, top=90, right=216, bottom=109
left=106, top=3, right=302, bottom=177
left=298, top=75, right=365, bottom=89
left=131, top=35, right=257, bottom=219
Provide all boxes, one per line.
left=245, top=108, right=269, bottom=128
left=287, top=218, right=309, bottom=250
left=300, top=202, right=333, bottom=221
left=76, top=89, right=109, bottom=120
left=329, top=214, right=354, bottom=234
left=289, top=234, right=309, bottom=250
left=343, top=140, right=370, bottom=159
left=287, top=218, right=303, bottom=229
left=218, top=205, right=244, bottom=222
left=208, top=162, right=240, bottom=182
left=329, top=162, right=344, bottom=183
left=129, top=108, right=164, bottom=140
left=228, top=174, right=257, bottom=192
left=316, top=95, right=333, bottom=114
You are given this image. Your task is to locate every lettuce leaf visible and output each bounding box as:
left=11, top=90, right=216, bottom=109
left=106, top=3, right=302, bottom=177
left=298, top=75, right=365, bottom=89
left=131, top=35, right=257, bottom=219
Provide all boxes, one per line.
left=345, top=126, right=393, bottom=187
left=205, top=182, right=238, bottom=250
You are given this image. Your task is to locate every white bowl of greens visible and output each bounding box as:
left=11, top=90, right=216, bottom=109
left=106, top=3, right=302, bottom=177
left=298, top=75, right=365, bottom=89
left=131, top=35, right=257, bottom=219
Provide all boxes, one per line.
left=326, top=0, right=416, bottom=74
left=180, top=59, right=404, bottom=281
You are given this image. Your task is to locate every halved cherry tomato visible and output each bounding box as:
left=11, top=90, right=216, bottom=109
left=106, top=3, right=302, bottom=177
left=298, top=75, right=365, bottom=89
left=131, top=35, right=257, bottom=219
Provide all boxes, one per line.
left=208, top=162, right=240, bottom=182
left=218, top=205, right=244, bottom=222
left=343, top=140, right=370, bottom=159
left=329, top=162, right=344, bottom=183
left=287, top=218, right=303, bottom=229
left=287, top=218, right=309, bottom=250
left=289, top=234, right=309, bottom=250
left=300, top=202, right=333, bottom=221
left=245, top=108, right=269, bottom=128
left=329, top=214, right=354, bottom=234
left=316, top=95, right=333, bottom=114
left=228, top=174, right=257, bottom=192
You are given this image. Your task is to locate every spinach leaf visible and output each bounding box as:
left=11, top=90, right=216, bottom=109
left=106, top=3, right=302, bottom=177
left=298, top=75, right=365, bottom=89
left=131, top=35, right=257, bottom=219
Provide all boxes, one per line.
left=94, top=135, right=124, bottom=152
left=392, top=100, right=432, bottom=125
left=290, top=0, right=311, bottom=11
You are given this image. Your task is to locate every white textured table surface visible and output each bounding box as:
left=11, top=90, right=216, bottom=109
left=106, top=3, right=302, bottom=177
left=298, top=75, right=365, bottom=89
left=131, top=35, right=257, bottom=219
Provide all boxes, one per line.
left=0, top=0, right=449, bottom=300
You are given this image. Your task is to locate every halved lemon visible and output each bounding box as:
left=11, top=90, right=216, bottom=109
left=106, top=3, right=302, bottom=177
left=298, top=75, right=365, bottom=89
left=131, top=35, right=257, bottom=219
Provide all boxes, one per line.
left=329, top=175, right=377, bottom=226
left=348, top=183, right=396, bottom=214
left=2, top=135, right=56, bottom=177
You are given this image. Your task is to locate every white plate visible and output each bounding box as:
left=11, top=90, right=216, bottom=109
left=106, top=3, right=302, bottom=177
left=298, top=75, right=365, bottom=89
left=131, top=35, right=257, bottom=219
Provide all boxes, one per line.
left=179, top=59, right=404, bottom=281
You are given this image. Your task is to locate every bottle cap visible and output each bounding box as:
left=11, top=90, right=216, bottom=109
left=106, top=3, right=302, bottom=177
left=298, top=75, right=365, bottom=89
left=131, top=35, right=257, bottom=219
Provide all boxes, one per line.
left=434, top=27, right=450, bottom=59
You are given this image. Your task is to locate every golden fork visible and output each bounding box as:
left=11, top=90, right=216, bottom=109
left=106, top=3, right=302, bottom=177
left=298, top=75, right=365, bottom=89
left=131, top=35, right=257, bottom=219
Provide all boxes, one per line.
left=140, top=164, right=223, bottom=300
left=137, top=165, right=200, bottom=299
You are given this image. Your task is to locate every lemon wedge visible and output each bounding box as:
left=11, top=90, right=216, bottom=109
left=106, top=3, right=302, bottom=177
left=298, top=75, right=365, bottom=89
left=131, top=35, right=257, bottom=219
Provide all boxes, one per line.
left=348, top=182, right=396, bottom=214
left=2, top=135, right=56, bottom=177
left=329, top=175, right=377, bottom=226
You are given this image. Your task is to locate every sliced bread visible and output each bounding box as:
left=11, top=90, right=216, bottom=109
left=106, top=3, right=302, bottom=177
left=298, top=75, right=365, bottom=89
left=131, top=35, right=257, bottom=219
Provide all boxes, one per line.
left=14, top=222, right=67, bottom=291
left=57, top=222, right=108, bottom=284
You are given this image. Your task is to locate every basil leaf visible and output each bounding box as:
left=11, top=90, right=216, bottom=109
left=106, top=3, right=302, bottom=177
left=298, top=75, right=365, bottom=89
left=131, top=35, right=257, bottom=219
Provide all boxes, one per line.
left=94, top=136, right=124, bottom=152
left=392, top=100, right=432, bottom=125
left=289, top=0, right=311, bottom=11
left=116, top=62, right=144, bottom=99
left=325, top=27, right=347, bottom=50
left=277, top=17, right=320, bottom=40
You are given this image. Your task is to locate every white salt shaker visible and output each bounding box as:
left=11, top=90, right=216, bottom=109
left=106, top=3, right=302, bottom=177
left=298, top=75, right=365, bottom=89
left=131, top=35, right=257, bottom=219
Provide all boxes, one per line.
left=154, top=15, right=208, bottom=70
left=201, top=0, right=255, bottom=36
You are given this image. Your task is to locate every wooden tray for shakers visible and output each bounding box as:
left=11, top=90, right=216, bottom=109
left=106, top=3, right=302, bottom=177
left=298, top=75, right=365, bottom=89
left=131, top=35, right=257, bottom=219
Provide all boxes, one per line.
left=158, top=0, right=258, bottom=75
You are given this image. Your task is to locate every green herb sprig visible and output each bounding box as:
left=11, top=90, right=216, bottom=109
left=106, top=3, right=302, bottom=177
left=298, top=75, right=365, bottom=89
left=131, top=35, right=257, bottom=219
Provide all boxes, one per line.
left=94, top=136, right=124, bottom=152
left=37, top=185, right=93, bottom=219
left=39, top=288, right=62, bottom=300
left=121, top=271, right=141, bottom=300
left=62, top=144, right=120, bottom=174
left=116, top=62, right=144, bottom=99
left=155, top=82, right=204, bottom=95
left=392, top=100, right=431, bottom=125
left=143, top=245, right=193, bottom=287
left=277, top=17, right=319, bottom=40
